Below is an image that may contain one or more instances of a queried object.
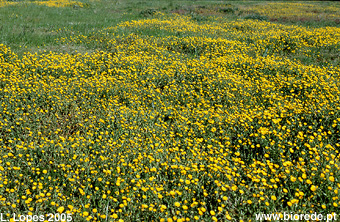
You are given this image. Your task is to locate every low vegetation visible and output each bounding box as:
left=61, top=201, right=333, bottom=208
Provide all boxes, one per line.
left=0, top=0, right=339, bottom=221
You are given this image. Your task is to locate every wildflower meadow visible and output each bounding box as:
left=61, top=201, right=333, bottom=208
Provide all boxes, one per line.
left=0, top=0, right=339, bottom=221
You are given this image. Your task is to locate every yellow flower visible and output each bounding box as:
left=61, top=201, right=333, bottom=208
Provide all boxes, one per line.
left=174, top=202, right=180, bottom=207
left=311, top=185, right=317, bottom=192
left=272, top=118, right=282, bottom=124
left=57, top=206, right=64, bottom=213
left=271, top=195, right=277, bottom=201
left=112, top=214, right=118, bottom=219
left=258, top=127, right=270, bottom=135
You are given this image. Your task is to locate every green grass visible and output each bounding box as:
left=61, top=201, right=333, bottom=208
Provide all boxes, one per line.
left=1, top=0, right=339, bottom=56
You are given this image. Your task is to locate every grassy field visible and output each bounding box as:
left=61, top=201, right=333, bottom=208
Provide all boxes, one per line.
left=0, top=0, right=340, bottom=221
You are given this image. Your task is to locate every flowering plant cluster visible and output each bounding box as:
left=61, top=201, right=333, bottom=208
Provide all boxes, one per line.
left=0, top=2, right=340, bottom=222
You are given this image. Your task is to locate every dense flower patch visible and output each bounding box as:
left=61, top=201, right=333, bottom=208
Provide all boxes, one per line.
left=0, top=10, right=340, bottom=222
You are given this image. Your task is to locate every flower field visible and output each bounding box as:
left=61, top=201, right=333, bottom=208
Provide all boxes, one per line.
left=0, top=1, right=340, bottom=221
